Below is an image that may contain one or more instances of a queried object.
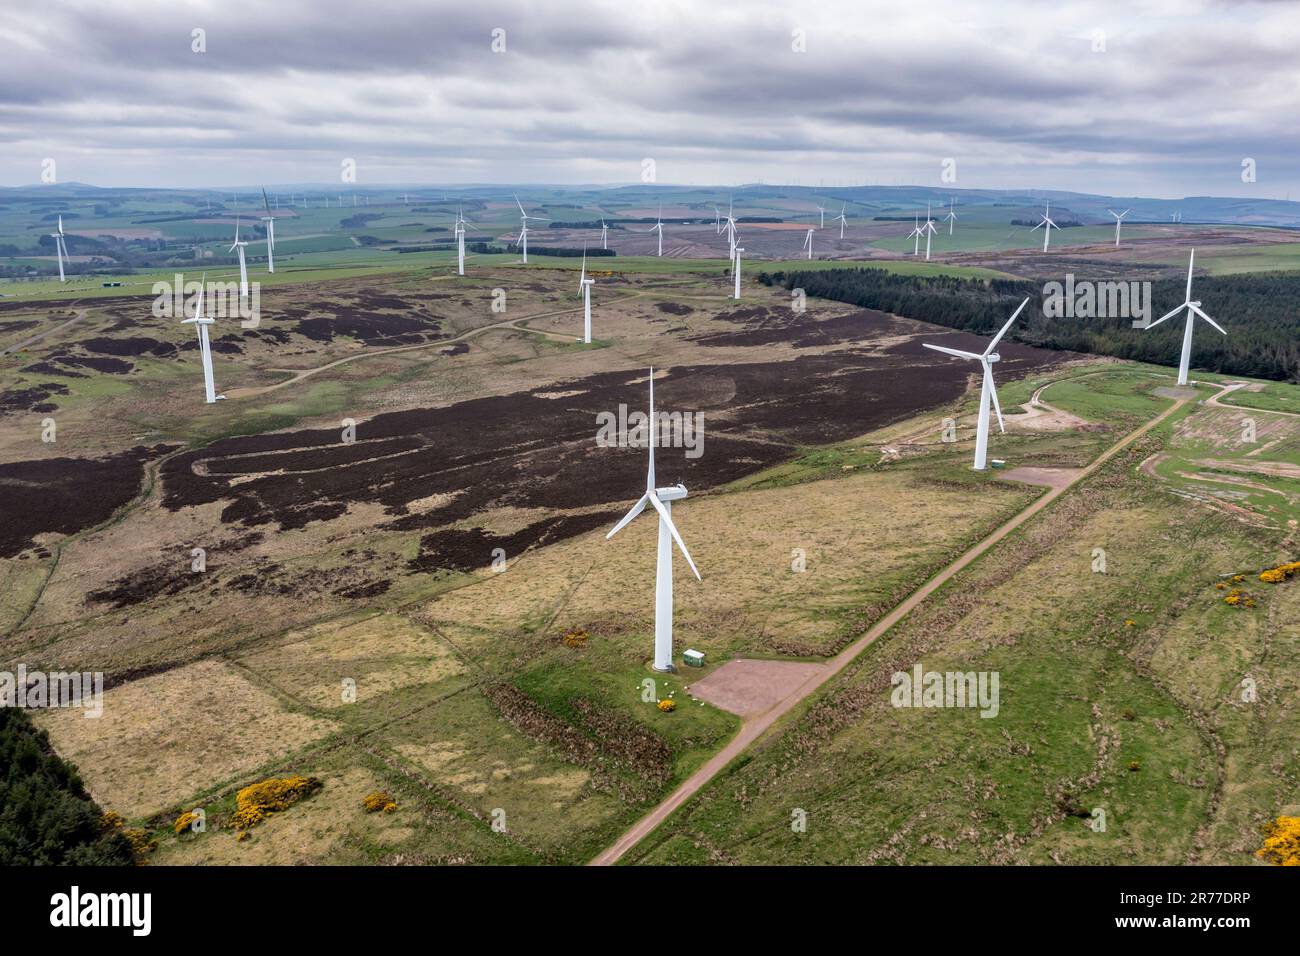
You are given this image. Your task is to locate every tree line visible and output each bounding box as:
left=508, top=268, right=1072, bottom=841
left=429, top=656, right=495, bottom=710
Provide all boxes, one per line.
left=761, top=266, right=1300, bottom=382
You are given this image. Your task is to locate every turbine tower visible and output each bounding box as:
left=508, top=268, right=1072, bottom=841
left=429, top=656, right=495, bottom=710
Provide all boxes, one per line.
left=943, top=198, right=957, bottom=236
left=600, top=218, right=608, bottom=250
left=578, top=246, right=594, bottom=344
left=229, top=218, right=249, bottom=300
left=720, top=196, right=737, bottom=261
left=922, top=298, right=1029, bottom=471
left=833, top=204, right=848, bottom=239
left=1144, top=249, right=1226, bottom=386
left=606, top=369, right=702, bottom=672
left=261, top=189, right=276, bottom=274
left=802, top=227, right=815, bottom=260
left=1032, top=201, right=1058, bottom=252
left=181, top=274, right=225, bottom=404
left=1108, top=208, right=1130, bottom=247
left=816, top=204, right=826, bottom=228
left=733, top=246, right=744, bottom=299
left=50, top=216, right=69, bottom=283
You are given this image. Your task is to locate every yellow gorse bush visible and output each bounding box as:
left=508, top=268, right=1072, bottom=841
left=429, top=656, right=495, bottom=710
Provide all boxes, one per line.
left=362, top=791, right=398, bottom=813
left=173, top=810, right=199, bottom=835
left=1259, top=560, right=1300, bottom=584
left=657, top=699, right=676, bottom=712
left=231, top=775, right=322, bottom=830
left=1256, top=816, right=1300, bottom=866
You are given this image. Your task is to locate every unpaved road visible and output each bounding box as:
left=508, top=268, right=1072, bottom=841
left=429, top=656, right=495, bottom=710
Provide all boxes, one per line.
left=589, top=381, right=1223, bottom=866
left=0, top=306, right=89, bottom=356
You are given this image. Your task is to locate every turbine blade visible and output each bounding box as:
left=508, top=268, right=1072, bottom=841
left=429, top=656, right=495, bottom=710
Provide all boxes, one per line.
left=606, top=494, right=650, bottom=539
left=986, top=298, right=1029, bottom=353
left=648, top=494, right=701, bottom=581
left=1147, top=303, right=1190, bottom=329
left=646, top=369, right=656, bottom=491
left=1190, top=303, right=1226, bottom=334
left=1185, top=249, right=1196, bottom=301
left=986, top=364, right=1005, bottom=433
left=923, top=342, right=982, bottom=361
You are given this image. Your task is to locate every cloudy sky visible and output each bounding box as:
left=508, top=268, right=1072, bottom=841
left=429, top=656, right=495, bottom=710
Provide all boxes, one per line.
left=3, top=0, right=1298, bottom=198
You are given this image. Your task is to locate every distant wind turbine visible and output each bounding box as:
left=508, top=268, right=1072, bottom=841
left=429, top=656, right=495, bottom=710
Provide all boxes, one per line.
left=50, top=216, right=68, bottom=283
left=943, top=197, right=957, bottom=236
left=578, top=245, right=594, bottom=344
left=605, top=369, right=702, bottom=672
left=1031, top=201, right=1058, bottom=252
left=802, top=227, right=815, bottom=260
left=454, top=206, right=473, bottom=276
left=922, top=202, right=938, bottom=260
left=907, top=215, right=923, bottom=256
left=261, top=189, right=276, bottom=274
left=1108, top=208, right=1130, bottom=247
left=720, top=196, right=737, bottom=260
left=833, top=204, right=848, bottom=239
left=513, top=194, right=549, bottom=264
left=182, top=274, right=225, bottom=404
left=648, top=204, right=664, bottom=257
left=1144, top=249, right=1226, bottom=386
left=922, top=298, right=1029, bottom=471
left=229, top=218, right=249, bottom=299
left=600, top=218, right=608, bottom=250
left=816, top=204, right=826, bottom=228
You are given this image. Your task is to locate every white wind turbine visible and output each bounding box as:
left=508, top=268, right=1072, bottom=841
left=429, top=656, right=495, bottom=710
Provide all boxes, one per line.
left=720, top=196, right=738, bottom=261
left=816, top=204, right=826, bottom=228
left=1108, top=208, right=1130, bottom=247
left=261, top=189, right=276, bottom=274
left=182, top=274, right=224, bottom=404
left=229, top=217, right=249, bottom=299
left=922, top=298, right=1029, bottom=471
left=713, top=205, right=722, bottom=234
left=600, top=218, right=609, bottom=250
left=802, top=227, right=815, bottom=260
left=1144, top=249, right=1225, bottom=386
left=605, top=369, right=701, bottom=672
left=733, top=246, right=744, bottom=299
left=513, top=194, right=549, bottom=264
left=833, top=203, right=848, bottom=239
left=648, top=204, right=664, bottom=257
left=578, top=245, right=594, bottom=344
left=943, top=197, right=957, bottom=236
left=50, top=215, right=69, bottom=283
left=907, top=215, right=924, bottom=256
left=454, top=205, right=473, bottom=276
left=1031, top=201, right=1058, bottom=252
left=922, top=202, right=938, bottom=260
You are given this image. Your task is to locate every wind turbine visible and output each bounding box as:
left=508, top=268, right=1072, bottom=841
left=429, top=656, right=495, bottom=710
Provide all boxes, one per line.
left=1108, top=208, right=1130, bottom=247
left=648, top=204, right=664, bottom=257
left=182, top=274, right=224, bottom=404
left=514, top=194, right=549, bottom=264
left=713, top=205, right=722, bottom=233
left=907, top=215, right=924, bottom=256
left=943, top=197, right=957, bottom=236
left=1144, top=249, right=1225, bottom=386
left=261, top=188, right=276, bottom=274
left=50, top=216, right=68, bottom=282
left=229, top=218, right=249, bottom=299
left=833, top=204, right=848, bottom=239
left=578, top=246, right=594, bottom=344
left=605, top=369, right=701, bottom=672
left=600, top=218, right=608, bottom=250
left=733, top=247, right=744, bottom=299
left=802, top=227, right=815, bottom=260
left=922, top=203, right=938, bottom=260
left=720, top=196, right=737, bottom=261
left=453, top=205, right=473, bottom=276
left=1031, top=201, right=1058, bottom=252
left=922, top=298, right=1029, bottom=471
left=816, top=204, right=826, bottom=228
